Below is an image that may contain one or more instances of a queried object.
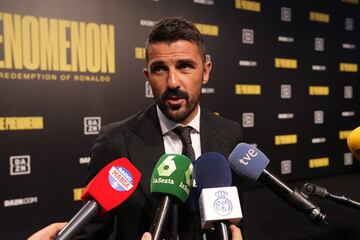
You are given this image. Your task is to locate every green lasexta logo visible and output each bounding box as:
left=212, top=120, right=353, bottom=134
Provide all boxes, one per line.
left=157, top=155, right=177, bottom=176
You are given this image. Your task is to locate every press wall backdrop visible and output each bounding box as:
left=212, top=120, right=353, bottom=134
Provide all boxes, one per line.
left=0, top=0, right=359, bottom=234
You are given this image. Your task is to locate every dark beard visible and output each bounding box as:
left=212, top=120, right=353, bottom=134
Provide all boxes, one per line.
left=157, top=88, right=199, bottom=123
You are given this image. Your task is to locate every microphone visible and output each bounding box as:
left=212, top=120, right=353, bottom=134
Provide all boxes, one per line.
left=347, top=126, right=360, bottom=161
left=302, top=183, right=360, bottom=211
left=195, top=152, right=242, bottom=240
left=55, top=158, right=141, bottom=240
left=150, top=154, right=193, bottom=240
left=228, top=143, right=326, bottom=225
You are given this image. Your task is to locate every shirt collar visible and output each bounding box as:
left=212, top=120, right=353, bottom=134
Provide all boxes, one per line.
left=156, top=105, right=201, bottom=135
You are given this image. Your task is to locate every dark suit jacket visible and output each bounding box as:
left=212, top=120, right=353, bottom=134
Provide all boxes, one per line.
left=83, top=104, right=244, bottom=240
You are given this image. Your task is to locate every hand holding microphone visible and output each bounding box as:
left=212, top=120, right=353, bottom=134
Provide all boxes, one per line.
left=27, top=222, right=67, bottom=240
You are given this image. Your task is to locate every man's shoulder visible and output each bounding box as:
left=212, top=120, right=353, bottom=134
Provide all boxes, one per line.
left=102, top=104, right=157, bottom=133
left=106, top=111, right=142, bottom=130
left=202, top=108, right=241, bottom=127
left=201, top=107, right=243, bottom=141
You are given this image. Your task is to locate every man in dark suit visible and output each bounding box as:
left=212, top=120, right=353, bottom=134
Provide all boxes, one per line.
left=83, top=16, right=244, bottom=240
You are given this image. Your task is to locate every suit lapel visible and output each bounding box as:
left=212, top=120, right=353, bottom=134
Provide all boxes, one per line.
left=200, top=109, right=225, bottom=154
left=126, top=104, right=165, bottom=196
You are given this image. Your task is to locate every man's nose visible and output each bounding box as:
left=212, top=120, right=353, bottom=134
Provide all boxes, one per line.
left=166, top=69, right=180, bottom=89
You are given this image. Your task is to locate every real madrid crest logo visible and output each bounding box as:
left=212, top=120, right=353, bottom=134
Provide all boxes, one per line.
left=213, top=190, right=232, bottom=216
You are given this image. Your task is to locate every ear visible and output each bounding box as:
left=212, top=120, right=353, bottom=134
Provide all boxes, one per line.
left=202, top=61, right=212, bottom=84
left=143, top=68, right=149, bottom=79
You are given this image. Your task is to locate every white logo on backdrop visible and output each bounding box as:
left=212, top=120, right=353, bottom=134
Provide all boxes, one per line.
left=344, top=86, right=353, bottom=99
left=242, top=29, right=254, bottom=44
left=345, top=18, right=354, bottom=31
left=314, top=37, right=325, bottom=51
left=344, top=153, right=353, bottom=166
left=242, top=113, right=254, bottom=128
left=281, top=85, right=292, bottom=99
left=84, top=117, right=101, bottom=135
left=10, top=155, right=31, bottom=176
left=281, top=160, right=292, bottom=175
left=314, top=111, right=324, bottom=124
left=281, top=7, right=292, bottom=22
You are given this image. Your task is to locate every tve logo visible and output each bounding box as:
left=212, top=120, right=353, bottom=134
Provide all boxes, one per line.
left=238, top=148, right=258, bottom=165
left=229, top=143, right=270, bottom=181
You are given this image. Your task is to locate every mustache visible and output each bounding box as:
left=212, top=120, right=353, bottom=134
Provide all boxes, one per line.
left=161, top=89, right=189, bottom=100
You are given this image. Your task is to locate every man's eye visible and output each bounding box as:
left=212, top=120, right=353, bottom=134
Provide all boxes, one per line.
left=152, top=66, right=165, bottom=73
left=178, top=63, right=193, bottom=70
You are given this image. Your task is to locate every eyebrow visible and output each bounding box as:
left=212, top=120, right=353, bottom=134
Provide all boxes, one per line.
left=148, top=61, right=166, bottom=72
left=149, top=60, right=165, bottom=68
left=149, top=58, right=197, bottom=68
left=176, top=59, right=197, bottom=66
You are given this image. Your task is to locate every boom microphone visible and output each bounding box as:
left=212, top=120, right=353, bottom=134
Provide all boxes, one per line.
left=55, top=158, right=141, bottom=240
left=228, top=143, right=326, bottom=225
left=150, top=154, right=193, bottom=240
left=195, top=152, right=242, bottom=240
left=347, top=126, right=360, bottom=161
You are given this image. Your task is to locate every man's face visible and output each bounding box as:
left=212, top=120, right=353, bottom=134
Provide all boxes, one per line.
left=144, top=40, right=212, bottom=124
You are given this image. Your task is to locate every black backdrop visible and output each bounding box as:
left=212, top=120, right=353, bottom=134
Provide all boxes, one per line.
left=0, top=0, right=359, bottom=236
